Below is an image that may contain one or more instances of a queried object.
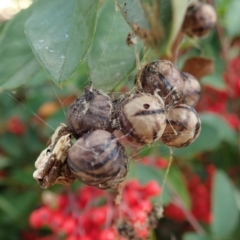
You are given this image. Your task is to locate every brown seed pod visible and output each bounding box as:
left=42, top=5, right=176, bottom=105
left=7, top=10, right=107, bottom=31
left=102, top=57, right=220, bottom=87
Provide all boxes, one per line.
left=182, top=2, right=217, bottom=37
left=66, top=86, right=113, bottom=138
left=67, top=129, right=128, bottom=189
left=119, top=93, right=166, bottom=145
left=138, top=60, right=184, bottom=106
left=181, top=72, right=201, bottom=107
left=161, top=104, right=201, bottom=148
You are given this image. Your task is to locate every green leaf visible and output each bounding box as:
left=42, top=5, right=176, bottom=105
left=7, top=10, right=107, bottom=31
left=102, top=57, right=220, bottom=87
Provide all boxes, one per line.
left=200, top=31, right=225, bottom=89
left=0, top=156, right=11, bottom=169
left=25, top=0, right=99, bottom=83
left=116, top=0, right=150, bottom=30
left=167, top=167, right=191, bottom=209
left=199, top=113, right=237, bottom=146
left=235, top=190, right=240, bottom=212
left=158, top=0, right=172, bottom=54
left=173, top=113, right=237, bottom=159
left=211, top=170, right=239, bottom=238
left=166, top=0, right=189, bottom=53
left=0, top=6, right=43, bottom=90
left=0, top=134, right=23, bottom=159
left=88, top=0, right=141, bottom=90
left=9, top=169, right=37, bottom=187
left=225, top=0, right=240, bottom=37
left=183, top=233, right=210, bottom=240
left=0, top=196, right=18, bottom=219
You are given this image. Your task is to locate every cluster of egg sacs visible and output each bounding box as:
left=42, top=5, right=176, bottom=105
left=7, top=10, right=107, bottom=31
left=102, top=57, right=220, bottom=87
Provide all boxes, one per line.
left=66, top=85, right=128, bottom=190
left=135, top=60, right=201, bottom=148
left=65, top=60, right=201, bottom=190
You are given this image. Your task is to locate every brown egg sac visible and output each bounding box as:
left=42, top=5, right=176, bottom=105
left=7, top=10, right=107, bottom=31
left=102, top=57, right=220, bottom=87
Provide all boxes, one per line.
left=67, top=130, right=128, bottom=189
left=182, top=2, right=217, bottom=37
left=66, top=86, right=113, bottom=139
left=161, top=104, right=201, bottom=148
left=138, top=60, right=184, bottom=107
left=119, top=93, right=166, bottom=145
left=181, top=72, right=201, bottom=107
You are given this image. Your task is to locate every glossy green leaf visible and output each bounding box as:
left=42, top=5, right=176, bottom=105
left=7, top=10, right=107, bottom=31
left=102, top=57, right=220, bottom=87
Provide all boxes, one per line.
left=211, top=171, right=239, bottom=238
left=0, top=6, right=43, bottom=90
left=25, top=0, right=99, bottom=83
left=183, top=233, right=210, bottom=240
left=173, top=113, right=237, bottom=159
left=88, top=0, right=141, bottom=90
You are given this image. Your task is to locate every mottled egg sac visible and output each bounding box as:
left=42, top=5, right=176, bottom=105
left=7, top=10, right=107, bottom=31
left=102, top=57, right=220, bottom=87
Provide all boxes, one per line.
left=66, top=86, right=113, bottom=139
left=181, top=72, right=201, bottom=107
left=67, top=130, right=128, bottom=189
left=138, top=60, right=184, bottom=107
left=119, top=93, right=167, bottom=145
left=161, top=104, right=201, bottom=148
left=182, top=2, right=217, bottom=37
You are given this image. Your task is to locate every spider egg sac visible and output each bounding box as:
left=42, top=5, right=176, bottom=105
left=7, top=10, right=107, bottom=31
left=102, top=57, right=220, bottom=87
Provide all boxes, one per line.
left=67, top=130, right=128, bottom=189
left=66, top=86, right=113, bottom=138
left=138, top=60, right=184, bottom=106
left=161, top=104, right=201, bottom=148
left=181, top=72, right=201, bottom=107
left=119, top=93, right=166, bottom=145
left=182, top=2, right=217, bottom=37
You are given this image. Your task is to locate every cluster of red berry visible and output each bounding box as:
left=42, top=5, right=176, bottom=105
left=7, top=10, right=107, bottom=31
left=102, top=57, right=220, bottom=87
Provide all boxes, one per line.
left=164, top=165, right=215, bottom=224
left=29, top=180, right=161, bottom=240
left=196, top=57, right=240, bottom=130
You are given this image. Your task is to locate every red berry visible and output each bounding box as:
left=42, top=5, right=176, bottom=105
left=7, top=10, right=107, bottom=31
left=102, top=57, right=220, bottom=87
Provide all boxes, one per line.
left=57, top=195, right=69, bottom=209
left=138, top=199, right=152, bottom=213
left=99, top=229, right=116, bottom=240
left=155, top=158, right=168, bottom=168
left=195, top=184, right=208, bottom=196
left=81, top=213, right=92, bottom=231
left=164, top=204, right=186, bottom=222
left=77, top=186, right=98, bottom=208
left=78, top=235, right=92, bottom=240
left=141, top=181, right=161, bottom=197
left=125, top=180, right=141, bottom=191
left=62, top=216, right=77, bottom=235
left=49, top=212, right=64, bottom=232
left=91, top=206, right=108, bottom=226
left=188, top=175, right=200, bottom=190
left=124, top=190, right=140, bottom=206
left=136, top=227, right=149, bottom=238
left=29, top=207, right=52, bottom=228
left=66, top=235, right=78, bottom=240
left=29, top=210, right=43, bottom=228
left=131, top=209, right=147, bottom=224
left=8, top=117, right=25, bottom=135
left=206, top=165, right=215, bottom=176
